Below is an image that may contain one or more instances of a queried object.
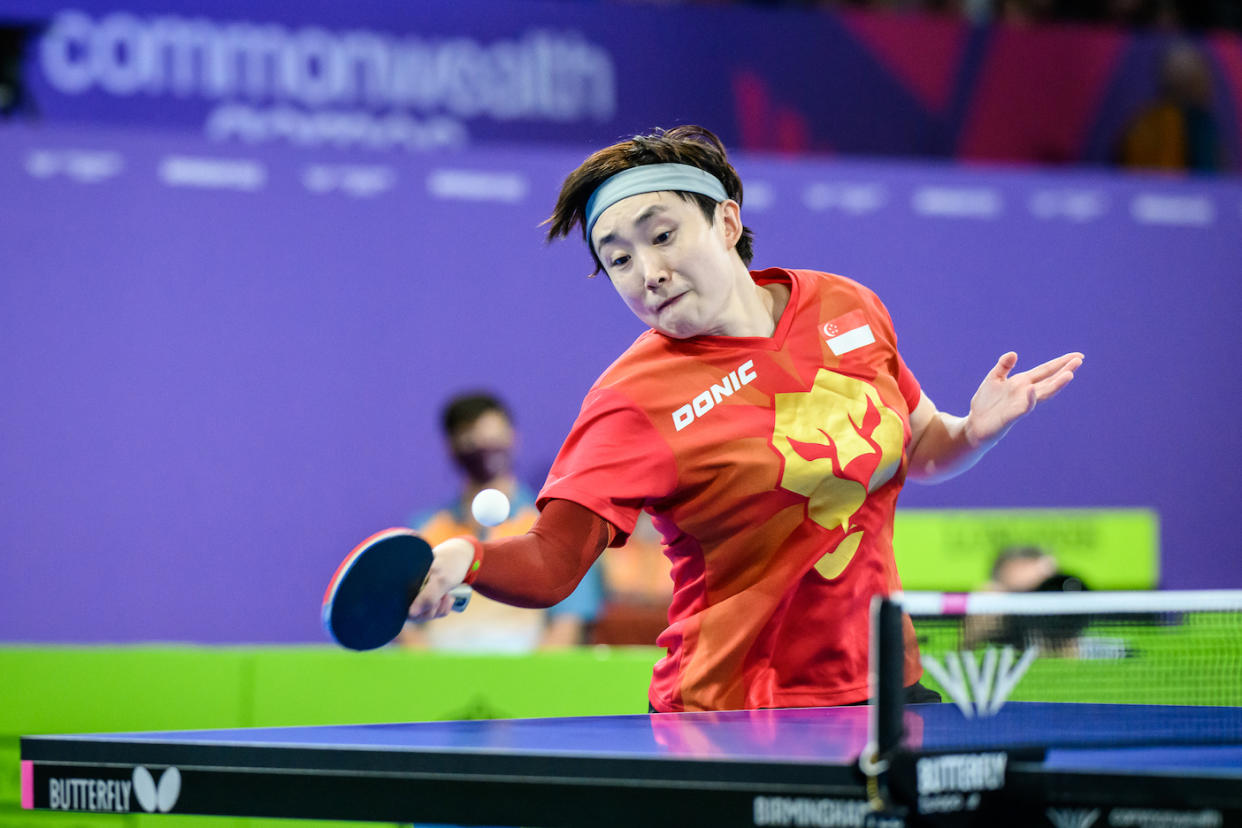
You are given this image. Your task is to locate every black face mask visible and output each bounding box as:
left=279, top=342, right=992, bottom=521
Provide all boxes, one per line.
left=452, top=446, right=512, bottom=483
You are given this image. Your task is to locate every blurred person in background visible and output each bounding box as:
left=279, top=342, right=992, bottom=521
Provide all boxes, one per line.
left=399, top=391, right=603, bottom=651
left=985, top=544, right=1062, bottom=593
left=591, top=512, right=673, bottom=646
left=964, top=545, right=1091, bottom=652
left=1117, top=39, right=1228, bottom=172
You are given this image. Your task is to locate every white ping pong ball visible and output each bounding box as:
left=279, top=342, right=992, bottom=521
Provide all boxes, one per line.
left=471, top=488, right=511, bottom=527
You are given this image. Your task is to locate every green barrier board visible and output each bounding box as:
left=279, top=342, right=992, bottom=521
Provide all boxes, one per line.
left=246, top=646, right=659, bottom=725
left=893, top=508, right=1159, bottom=591
left=1, top=645, right=663, bottom=828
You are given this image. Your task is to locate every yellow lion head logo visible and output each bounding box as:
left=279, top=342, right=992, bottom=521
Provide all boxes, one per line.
left=773, top=370, right=905, bottom=579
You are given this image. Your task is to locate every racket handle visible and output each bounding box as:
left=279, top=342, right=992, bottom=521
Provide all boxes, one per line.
left=448, top=585, right=472, bottom=613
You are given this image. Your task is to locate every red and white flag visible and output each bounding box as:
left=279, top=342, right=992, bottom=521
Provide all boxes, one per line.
left=822, top=309, right=874, bottom=356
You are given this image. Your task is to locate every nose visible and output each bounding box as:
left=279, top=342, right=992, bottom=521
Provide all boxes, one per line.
left=640, top=253, right=670, bottom=292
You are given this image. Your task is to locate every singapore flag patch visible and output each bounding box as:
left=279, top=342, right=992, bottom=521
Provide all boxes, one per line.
left=822, top=309, right=874, bottom=356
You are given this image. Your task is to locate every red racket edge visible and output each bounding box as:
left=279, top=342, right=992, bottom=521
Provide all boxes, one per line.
left=321, top=527, right=418, bottom=606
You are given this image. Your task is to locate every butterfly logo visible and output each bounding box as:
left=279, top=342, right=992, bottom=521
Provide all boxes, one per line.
left=132, top=766, right=181, bottom=813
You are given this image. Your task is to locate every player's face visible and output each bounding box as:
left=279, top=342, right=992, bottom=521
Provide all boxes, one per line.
left=592, top=191, right=743, bottom=339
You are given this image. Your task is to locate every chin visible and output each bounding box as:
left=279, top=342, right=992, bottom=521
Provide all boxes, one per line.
left=654, top=320, right=699, bottom=339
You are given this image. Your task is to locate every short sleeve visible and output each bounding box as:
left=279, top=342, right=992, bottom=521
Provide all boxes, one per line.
left=538, top=386, right=678, bottom=544
left=895, top=350, right=922, bottom=412
left=865, top=286, right=922, bottom=413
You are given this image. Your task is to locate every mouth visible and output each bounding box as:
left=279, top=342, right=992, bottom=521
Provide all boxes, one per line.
left=655, top=293, right=686, bottom=313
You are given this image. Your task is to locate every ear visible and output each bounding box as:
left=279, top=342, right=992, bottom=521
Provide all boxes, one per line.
left=716, top=199, right=743, bottom=252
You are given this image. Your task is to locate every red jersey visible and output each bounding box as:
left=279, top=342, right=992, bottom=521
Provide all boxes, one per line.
left=539, top=268, right=923, bottom=711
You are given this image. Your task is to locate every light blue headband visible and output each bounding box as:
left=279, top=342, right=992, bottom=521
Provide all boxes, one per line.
left=584, top=163, right=729, bottom=245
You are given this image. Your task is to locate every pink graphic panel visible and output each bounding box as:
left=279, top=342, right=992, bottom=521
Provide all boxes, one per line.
left=959, top=24, right=1127, bottom=163
left=1207, top=32, right=1242, bottom=164
left=838, top=9, right=970, bottom=113
left=21, top=761, right=33, bottom=809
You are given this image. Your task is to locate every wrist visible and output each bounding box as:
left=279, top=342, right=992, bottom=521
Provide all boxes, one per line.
left=458, top=535, right=485, bottom=585
left=961, top=412, right=1002, bottom=451
left=961, top=413, right=984, bottom=450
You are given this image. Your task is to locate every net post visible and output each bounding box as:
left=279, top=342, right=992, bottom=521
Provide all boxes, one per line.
left=862, top=593, right=906, bottom=810
left=871, top=593, right=905, bottom=755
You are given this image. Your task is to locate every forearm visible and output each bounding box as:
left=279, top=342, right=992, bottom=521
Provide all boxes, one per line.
left=906, top=409, right=1001, bottom=483
left=472, top=498, right=614, bottom=608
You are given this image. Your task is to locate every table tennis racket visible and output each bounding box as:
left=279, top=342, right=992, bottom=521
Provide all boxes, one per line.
left=322, top=528, right=472, bottom=651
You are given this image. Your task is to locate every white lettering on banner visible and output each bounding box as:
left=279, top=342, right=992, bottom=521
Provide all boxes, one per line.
left=752, top=796, right=881, bottom=827
left=25, top=149, right=125, bottom=183
left=803, top=182, right=888, bottom=215
left=1130, top=194, right=1215, bottom=227
left=1029, top=189, right=1109, bottom=223
left=745, top=180, right=775, bottom=211
left=38, top=12, right=616, bottom=124
left=427, top=169, right=527, bottom=203
left=47, top=777, right=132, bottom=812
left=1109, top=809, right=1223, bottom=828
left=206, top=106, right=467, bottom=151
left=915, top=752, right=1007, bottom=795
left=303, top=164, right=396, bottom=198
left=919, top=793, right=982, bottom=813
left=911, top=186, right=1002, bottom=219
left=158, top=155, right=267, bottom=190
left=672, top=360, right=757, bottom=432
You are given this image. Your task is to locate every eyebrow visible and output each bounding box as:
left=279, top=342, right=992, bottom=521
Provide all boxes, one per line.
left=594, top=204, right=669, bottom=250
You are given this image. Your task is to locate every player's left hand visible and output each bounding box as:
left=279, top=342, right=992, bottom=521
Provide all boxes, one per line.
left=964, top=351, right=1083, bottom=447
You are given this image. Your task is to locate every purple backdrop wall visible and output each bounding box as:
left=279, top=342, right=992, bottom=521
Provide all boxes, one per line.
left=2, top=0, right=1241, bottom=167
left=1, top=122, right=1240, bottom=643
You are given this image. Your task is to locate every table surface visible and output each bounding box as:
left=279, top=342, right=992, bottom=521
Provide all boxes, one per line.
left=21, top=702, right=1242, bottom=827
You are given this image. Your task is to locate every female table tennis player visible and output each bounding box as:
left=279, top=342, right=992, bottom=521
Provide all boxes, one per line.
left=409, top=125, right=1082, bottom=713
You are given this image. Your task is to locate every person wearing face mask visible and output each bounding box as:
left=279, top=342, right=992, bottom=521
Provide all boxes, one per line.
left=397, top=392, right=603, bottom=651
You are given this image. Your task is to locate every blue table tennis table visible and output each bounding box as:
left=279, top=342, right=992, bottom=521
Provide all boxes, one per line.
left=20, top=702, right=1242, bottom=827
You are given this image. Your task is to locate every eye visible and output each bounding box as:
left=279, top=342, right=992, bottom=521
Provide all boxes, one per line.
left=609, top=253, right=630, bottom=268
left=654, top=230, right=672, bottom=244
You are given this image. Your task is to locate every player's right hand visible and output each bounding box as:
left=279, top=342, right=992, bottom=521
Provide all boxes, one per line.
left=407, top=537, right=473, bottom=621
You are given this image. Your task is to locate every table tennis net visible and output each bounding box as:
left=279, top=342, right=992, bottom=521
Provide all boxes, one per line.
left=869, top=590, right=1242, bottom=755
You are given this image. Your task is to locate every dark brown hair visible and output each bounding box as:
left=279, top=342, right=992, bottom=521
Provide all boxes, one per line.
left=543, top=125, right=754, bottom=274
left=441, top=392, right=511, bottom=437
